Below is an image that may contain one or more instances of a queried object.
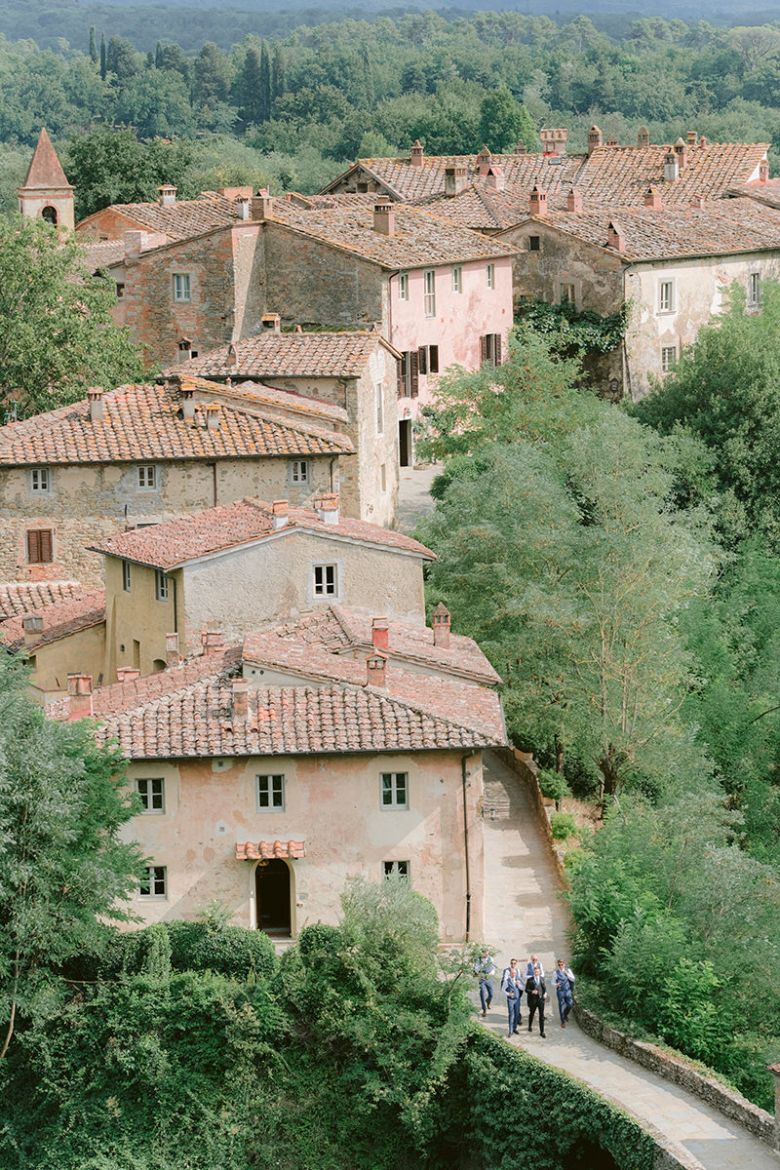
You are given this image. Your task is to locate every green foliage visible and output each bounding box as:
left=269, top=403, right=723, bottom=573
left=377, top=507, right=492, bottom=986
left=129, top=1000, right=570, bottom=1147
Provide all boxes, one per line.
left=537, top=767, right=570, bottom=804
left=66, top=129, right=197, bottom=220
left=550, top=811, right=577, bottom=840
left=478, top=85, right=536, bottom=152
left=0, top=216, right=145, bottom=417
left=517, top=298, right=631, bottom=357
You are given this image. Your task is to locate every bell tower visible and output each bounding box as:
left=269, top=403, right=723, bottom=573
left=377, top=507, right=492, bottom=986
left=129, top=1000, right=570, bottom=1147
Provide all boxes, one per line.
left=17, top=128, right=75, bottom=232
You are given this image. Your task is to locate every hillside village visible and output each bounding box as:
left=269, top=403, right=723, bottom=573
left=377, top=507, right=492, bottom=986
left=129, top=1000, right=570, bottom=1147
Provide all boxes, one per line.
left=2, top=124, right=779, bottom=941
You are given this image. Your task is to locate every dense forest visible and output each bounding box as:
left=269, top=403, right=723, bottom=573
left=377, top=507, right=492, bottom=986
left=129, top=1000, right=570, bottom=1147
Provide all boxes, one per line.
left=4, top=12, right=780, bottom=213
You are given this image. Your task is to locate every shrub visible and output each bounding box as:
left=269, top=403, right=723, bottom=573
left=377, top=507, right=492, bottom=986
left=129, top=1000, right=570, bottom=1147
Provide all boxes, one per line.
left=537, top=767, right=570, bottom=804
left=166, top=919, right=278, bottom=979
left=550, top=811, right=577, bottom=840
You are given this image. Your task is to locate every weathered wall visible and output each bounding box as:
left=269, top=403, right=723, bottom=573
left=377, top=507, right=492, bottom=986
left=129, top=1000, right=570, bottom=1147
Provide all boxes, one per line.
left=501, top=220, right=625, bottom=318
left=120, top=748, right=485, bottom=942
left=181, top=529, right=427, bottom=653
left=28, top=621, right=106, bottom=694
left=103, top=558, right=179, bottom=681
left=76, top=207, right=148, bottom=241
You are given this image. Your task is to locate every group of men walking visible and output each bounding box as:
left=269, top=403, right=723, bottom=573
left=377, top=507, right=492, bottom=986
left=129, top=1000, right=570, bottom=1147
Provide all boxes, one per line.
left=474, top=951, right=575, bottom=1039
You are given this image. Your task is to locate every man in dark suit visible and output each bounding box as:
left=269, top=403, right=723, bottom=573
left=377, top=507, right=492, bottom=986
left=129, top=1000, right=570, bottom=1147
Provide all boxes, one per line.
left=525, top=962, right=546, bottom=1037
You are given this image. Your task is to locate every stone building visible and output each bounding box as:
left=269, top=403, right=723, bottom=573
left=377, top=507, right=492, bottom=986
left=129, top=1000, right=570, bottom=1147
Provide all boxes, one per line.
left=90, top=492, right=435, bottom=679
left=498, top=193, right=780, bottom=398
left=174, top=327, right=404, bottom=518
left=49, top=604, right=506, bottom=942
left=17, top=127, right=75, bottom=232
left=0, top=381, right=353, bottom=587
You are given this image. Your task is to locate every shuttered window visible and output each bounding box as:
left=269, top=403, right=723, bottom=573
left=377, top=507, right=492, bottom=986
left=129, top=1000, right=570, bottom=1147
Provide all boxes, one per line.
left=27, top=529, right=53, bottom=564
left=481, top=334, right=502, bottom=368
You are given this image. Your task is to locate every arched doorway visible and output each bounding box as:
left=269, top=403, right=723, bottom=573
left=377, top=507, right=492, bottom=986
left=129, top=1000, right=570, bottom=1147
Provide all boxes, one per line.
left=41, top=206, right=58, bottom=226
left=255, top=859, right=291, bottom=936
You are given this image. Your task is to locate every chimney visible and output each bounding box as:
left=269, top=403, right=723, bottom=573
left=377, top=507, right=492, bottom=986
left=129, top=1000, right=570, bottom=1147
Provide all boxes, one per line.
left=66, top=673, right=93, bottom=719
left=486, top=165, right=505, bottom=192
left=88, top=387, right=105, bottom=422
left=432, top=602, right=451, bottom=648
left=181, top=385, right=195, bottom=421
left=410, top=139, right=424, bottom=167
left=567, top=187, right=583, bottom=213
left=514, top=141, right=528, bottom=155
left=371, top=617, right=389, bottom=652
left=587, top=125, right=603, bottom=155
left=271, top=498, right=289, bottom=529
left=22, top=614, right=43, bottom=646
left=673, top=137, right=688, bottom=171
left=606, top=137, right=618, bottom=147
left=225, top=342, right=238, bottom=368
left=637, top=126, right=650, bottom=147
left=116, top=667, right=140, bottom=684
left=373, top=196, right=395, bottom=236
left=444, top=165, right=467, bottom=196
left=760, top=158, right=770, bottom=183
left=699, top=135, right=708, bottom=149
left=687, top=131, right=697, bottom=147
left=366, top=651, right=387, bottom=688
left=235, top=195, right=250, bottom=220
left=205, top=404, right=221, bottom=432
left=476, top=146, right=492, bottom=177
left=691, top=194, right=705, bottom=209
left=165, top=631, right=180, bottom=666
left=314, top=492, right=340, bottom=525
left=540, top=128, right=568, bottom=156
left=251, top=188, right=273, bottom=219
left=201, top=628, right=225, bottom=654
left=178, top=337, right=193, bottom=363
left=124, top=229, right=144, bottom=259
left=158, top=184, right=177, bottom=207
left=607, top=221, right=625, bottom=253
left=529, top=184, right=548, bottom=217
left=644, top=185, right=663, bottom=210
left=261, top=313, right=281, bottom=332
left=664, top=150, right=679, bottom=182
left=232, top=677, right=249, bottom=718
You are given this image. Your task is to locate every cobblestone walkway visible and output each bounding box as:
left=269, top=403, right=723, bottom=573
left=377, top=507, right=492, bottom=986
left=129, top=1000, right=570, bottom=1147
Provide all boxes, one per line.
left=478, top=750, right=779, bottom=1170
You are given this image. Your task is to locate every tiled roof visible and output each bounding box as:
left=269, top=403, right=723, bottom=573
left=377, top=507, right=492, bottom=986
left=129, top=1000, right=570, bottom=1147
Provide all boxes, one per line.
left=96, top=677, right=502, bottom=758
left=420, top=182, right=536, bottom=231
left=236, top=840, right=305, bottom=860
left=0, top=589, right=105, bottom=651
left=540, top=197, right=780, bottom=261
left=271, top=197, right=516, bottom=268
left=577, top=143, right=767, bottom=207
left=79, top=191, right=240, bottom=242
left=81, top=239, right=126, bottom=272
left=0, top=580, right=82, bottom=622
left=21, top=128, right=71, bottom=190
left=0, top=383, right=353, bottom=467
left=728, top=180, right=780, bottom=209
left=90, top=497, right=435, bottom=570
left=179, top=331, right=390, bottom=380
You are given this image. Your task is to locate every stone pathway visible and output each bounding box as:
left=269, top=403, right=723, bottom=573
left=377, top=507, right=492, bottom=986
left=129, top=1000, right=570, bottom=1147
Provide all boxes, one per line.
left=478, top=750, right=779, bottom=1170
left=396, top=462, right=441, bottom=533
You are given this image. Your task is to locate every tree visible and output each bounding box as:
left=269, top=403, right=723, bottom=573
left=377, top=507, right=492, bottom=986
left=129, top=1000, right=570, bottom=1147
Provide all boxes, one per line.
left=88, top=25, right=98, bottom=65
left=634, top=281, right=780, bottom=550
left=114, top=68, right=196, bottom=139
left=65, top=128, right=195, bottom=219
left=105, top=35, right=140, bottom=83
left=271, top=43, right=286, bottom=108
left=259, top=42, right=272, bottom=123
left=0, top=216, right=145, bottom=417
left=235, top=46, right=263, bottom=126
left=0, top=654, right=142, bottom=1059
left=478, top=85, right=536, bottom=151
left=99, top=32, right=106, bottom=81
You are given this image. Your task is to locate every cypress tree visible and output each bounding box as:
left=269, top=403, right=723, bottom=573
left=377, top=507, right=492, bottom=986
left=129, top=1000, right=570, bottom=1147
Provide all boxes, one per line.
left=271, top=43, right=285, bottom=107
left=100, top=32, right=107, bottom=81
left=155, top=41, right=163, bottom=68
left=237, top=46, right=263, bottom=125
left=89, top=25, right=98, bottom=64
left=259, top=41, right=272, bottom=122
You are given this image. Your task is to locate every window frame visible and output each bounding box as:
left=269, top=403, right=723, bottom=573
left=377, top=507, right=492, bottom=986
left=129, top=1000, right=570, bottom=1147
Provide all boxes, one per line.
left=154, top=570, right=170, bottom=602
left=658, top=279, right=675, bottom=314
left=383, top=860, right=410, bottom=880
left=29, top=467, right=50, bottom=495
left=172, top=272, right=192, bottom=303
left=528, top=235, right=541, bottom=252
left=380, top=771, right=409, bottom=810
left=122, top=560, right=132, bottom=592
left=139, top=864, right=167, bottom=898
left=481, top=333, right=502, bottom=368
left=661, top=345, right=678, bottom=373
left=26, top=528, right=53, bottom=565
left=452, top=265, right=463, bottom=293
left=313, top=562, right=338, bottom=598
left=748, top=271, right=761, bottom=309
left=137, top=464, right=157, bottom=491
left=136, top=777, right=165, bottom=815
left=257, top=773, right=285, bottom=812
left=398, top=272, right=409, bottom=301
left=423, top=269, right=436, bottom=318
left=375, top=381, right=384, bottom=434
left=559, top=282, right=576, bottom=306
left=289, top=459, right=310, bottom=485
left=486, top=263, right=495, bottom=289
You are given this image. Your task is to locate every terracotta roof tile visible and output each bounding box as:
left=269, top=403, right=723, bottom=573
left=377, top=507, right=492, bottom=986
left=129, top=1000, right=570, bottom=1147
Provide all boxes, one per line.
left=0, top=588, right=105, bottom=651
left=0, top=580, right=82, bottom=622
left=84, top=191, right=240, bottom=242
left=419, top=181, right=536, bottom=231
left=541, top=197, right=780, bottom=261
left=236, top=840, right=305, bottom=860
left=728, top=180, right=780, bottom=209
left=81, top=239, right=126, bottom=271
left=90, top=497, right=435, bottom=570
left=21, top=128, right=71, bottom=190
left=179, top=331, right=391, bottom=380
left=0, top=383, right=353, bottom=467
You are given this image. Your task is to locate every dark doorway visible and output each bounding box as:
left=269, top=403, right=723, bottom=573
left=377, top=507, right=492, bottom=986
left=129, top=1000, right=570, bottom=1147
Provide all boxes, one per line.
left=255, top=859, right=291, bottom=935
left=41, top=206, right=58, bottom=225
left=561, top=1138, right=619, bottom=1170
left=399, top=419, right=413, bottom=468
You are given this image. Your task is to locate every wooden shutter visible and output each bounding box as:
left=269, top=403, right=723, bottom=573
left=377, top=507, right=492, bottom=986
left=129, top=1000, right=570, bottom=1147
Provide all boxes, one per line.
left=480, top=335, right=488, bottom=366
left=417, top=346, right=428, bottom=375
left=410, top=350, right=419, bottom=398
left=397, top=357, right=405, bottom=397
left=494, top=333, right=502, bottom=366
left=27, top=529, right=53, bottom=564
left=429, top=345, right=439, bottom=374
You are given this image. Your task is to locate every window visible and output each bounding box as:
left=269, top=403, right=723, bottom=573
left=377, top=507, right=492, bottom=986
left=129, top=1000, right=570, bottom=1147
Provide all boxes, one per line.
left=481, top=334, right=502, bottom=368
left=381, top=771, right=408, bottom=808
left=357, top=181, right=369, bottom=194
left=257, top=773, right=285, bottom=810
left=380, top=463, right=387, bottom=492
left=155, top=570, right=169, bottom=602
left=658, top=280, right=675, bottom=313
left=748, top=272, right=761, bottom=308
left=399, top=272, right=409, bottom=301
left=486, top=263, right=495, bottom=289
left=375, top=382, right=384, bottom=434
left=661, top=346, right=677, bottom=373
left=560, top=283, right=576, bottom=305
left=383, top=860, right=410, bottom=880
left=417, top=345, right=439, bottom=376
left=139, top=865, right=167, bottom=897
left=136, top=777, right=165, bottom=814
left=397, top=351, right=419, bottom=398
left=423, top=270, right=436, bottom=317
left=289, top=459, right=309, bottom=484
left=122, top=560, right=132, bottom=592
left=138, top=465, right=157, bottom=491
left=313, top=563, right=338, bottom=596
left=29, top=467, right=50, bottom=494
left=528, top=235, right=541, bottom=252
left=41, top=206, right=58, bottom=226
left=452, top=265, right=463, bottom=293
left=116, top=282, right=125, bottom=299
left=172, top=273, right=191, bottom=303
left=27, top=529, right=53, bottom=564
